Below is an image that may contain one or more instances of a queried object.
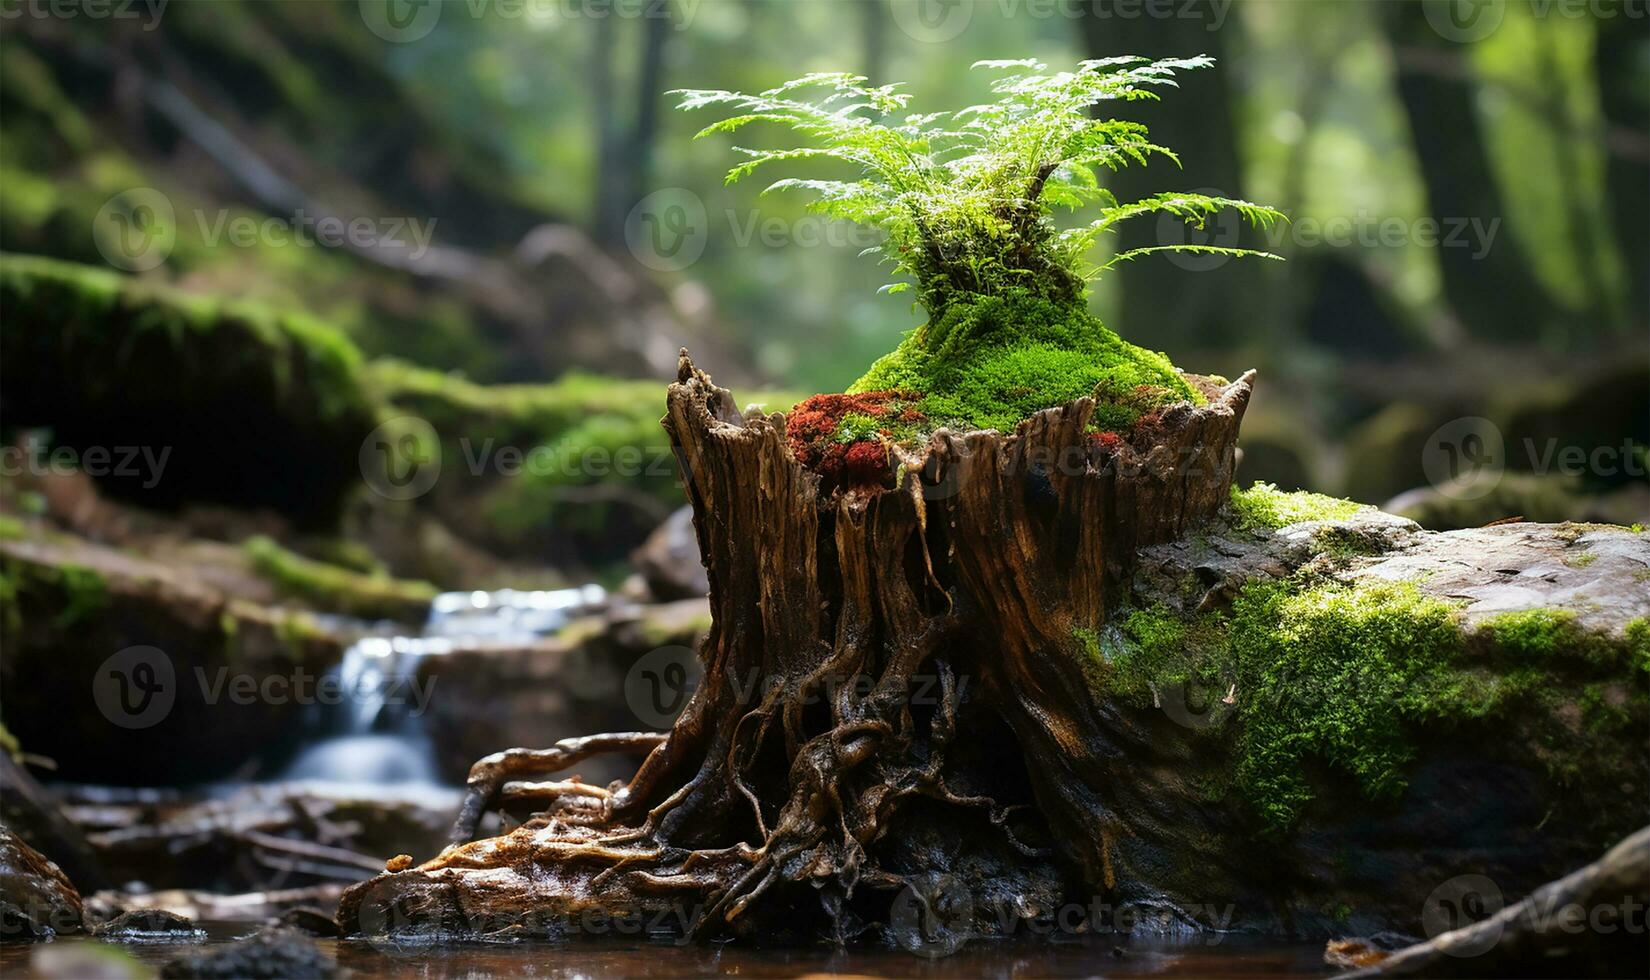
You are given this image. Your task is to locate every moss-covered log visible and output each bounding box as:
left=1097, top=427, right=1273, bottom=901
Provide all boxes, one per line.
left=338, top=357, right=1645, bottom=947
left=0, top=254, right=376, bottom=525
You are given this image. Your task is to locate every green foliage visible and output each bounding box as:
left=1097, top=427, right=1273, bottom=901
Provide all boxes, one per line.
left=0, top=556, right=107, bottom=632
left=679, top=59, right=1277, bottom=438
left=1228, top=482, right=1371, bottom=531
left=676, top=58, right=1282, bottom=316
left=1480, top=608, right=1581, bottom=658
left=833, top=412, right=887, bottom=444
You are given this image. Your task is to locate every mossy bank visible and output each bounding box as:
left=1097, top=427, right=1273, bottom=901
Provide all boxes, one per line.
left=0, top=253, right=376, bottom=525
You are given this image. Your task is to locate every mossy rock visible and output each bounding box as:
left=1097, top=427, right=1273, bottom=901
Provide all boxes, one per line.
left=0, top=254, right=377, bottom=526
left=243, top=535, right=436, bottom=623
left=1101, top=496, right=1647, bottom=935
left=0, top=536, right=348, bottom=784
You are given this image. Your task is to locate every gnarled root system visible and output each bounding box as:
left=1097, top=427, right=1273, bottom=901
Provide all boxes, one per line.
left=338, top=352, right=1252, bottom=944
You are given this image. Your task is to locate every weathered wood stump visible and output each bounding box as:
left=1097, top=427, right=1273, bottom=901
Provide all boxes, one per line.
left=337, top=351, right=1253, bottom=941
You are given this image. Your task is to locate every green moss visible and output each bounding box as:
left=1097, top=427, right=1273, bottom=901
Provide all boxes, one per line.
left=53, top=563, right=107, bottom=629
left=636, top=606, right=715, bottom=648
left=835, top=412, right=887, bottom=444
left=244, top=535, right=436, bottom=622
left=1090, top=567, right=1646, bottom=833
left=1563, top=550, right=1598, bottom=568
left=1228, top=481, right=1371, bottom=532
left=848, top=290, right=1200, bottom=434
left=1626, top=618, right=1649, bottom=674
left=1478, top=607, right=1590, bottom=659
left=0, top=253, right=377, bottom=524
left=1112, top=605, right=1190, bottom=696
left=0, top=556, right=107, bottom=630
left=272, top=609, right=327, bottom=660
left=1225, top=579, right=1466, bottom=828
left=369, top=359, right=800, bottom=560
left=0, top=721, right=20, bottom=763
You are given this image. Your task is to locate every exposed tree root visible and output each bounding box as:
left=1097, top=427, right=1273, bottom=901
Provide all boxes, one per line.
left=339, top=352, right=1252, bottom=943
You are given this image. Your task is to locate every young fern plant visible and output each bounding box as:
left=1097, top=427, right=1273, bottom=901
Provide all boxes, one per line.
left=675, top=57, right=1282, bottom=446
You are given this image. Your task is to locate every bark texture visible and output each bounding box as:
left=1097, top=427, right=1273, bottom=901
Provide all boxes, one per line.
left=338, top=352, right=1252, bottom=941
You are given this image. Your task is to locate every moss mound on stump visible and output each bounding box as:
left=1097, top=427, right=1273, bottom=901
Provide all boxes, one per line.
left=0, top=253, right=376, bottom=526
left=849, top=290, right=1202, bottom=437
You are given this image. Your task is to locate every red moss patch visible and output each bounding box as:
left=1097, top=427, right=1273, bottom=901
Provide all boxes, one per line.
left=1088, top=430, right=1125, bottom=453
left=787, top=390, right=923, bottom=490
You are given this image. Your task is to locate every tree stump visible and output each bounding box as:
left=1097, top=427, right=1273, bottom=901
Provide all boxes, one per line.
left=338, top=351, right=1253, bottom=942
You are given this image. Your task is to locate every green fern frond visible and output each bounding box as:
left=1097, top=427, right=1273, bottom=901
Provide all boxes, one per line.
left=670, top=56, right=1283, bottom=318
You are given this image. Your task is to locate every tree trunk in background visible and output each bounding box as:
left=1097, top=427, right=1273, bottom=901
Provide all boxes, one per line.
left=591, top=15, right=624, bottom=246
left=1380, top=4, right=1559, bottom=343
left=591, top=11, right=670, bottom=248
left=1077, top=7, right=1258, bottom=353
left=861, top=0, right=887, bottom=83
left=1594, top=13, right=1649, bottom=330
left=627, top=9, right=669, bottom=227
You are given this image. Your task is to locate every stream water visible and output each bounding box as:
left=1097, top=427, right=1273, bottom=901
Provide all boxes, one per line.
left=279, top=585, right=607, bottom=787
left=2, top=923, right=1337, bottom=978
left=18, top=589, right=1354, bottom=976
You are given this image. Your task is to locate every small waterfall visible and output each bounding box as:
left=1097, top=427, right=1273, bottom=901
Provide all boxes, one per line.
left=281, top=585, right=607, bottom=787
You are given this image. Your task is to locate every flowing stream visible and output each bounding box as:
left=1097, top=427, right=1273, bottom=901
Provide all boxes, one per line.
left=280, top=585, right=607, bottom=787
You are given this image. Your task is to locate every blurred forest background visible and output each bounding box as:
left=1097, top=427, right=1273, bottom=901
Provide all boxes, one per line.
left=3, top=1, right=1646, bottom=907
left=1, top=0, right=1646, bottom=589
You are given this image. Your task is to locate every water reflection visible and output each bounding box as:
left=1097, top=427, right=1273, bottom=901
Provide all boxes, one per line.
left=4, top=923, right=1335, bottom=979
